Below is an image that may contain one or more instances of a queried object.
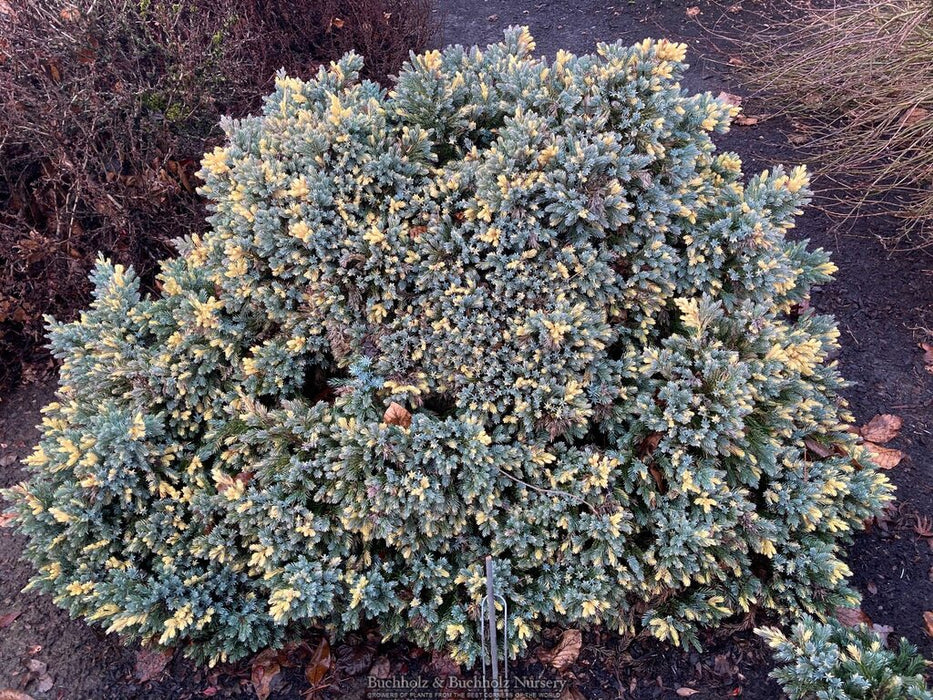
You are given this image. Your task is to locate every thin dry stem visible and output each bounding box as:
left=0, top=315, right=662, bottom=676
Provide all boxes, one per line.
left=738, top=0, right=933, bottom=245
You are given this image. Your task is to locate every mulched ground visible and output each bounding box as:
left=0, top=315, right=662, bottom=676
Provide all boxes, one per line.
left=1, top=1, right=931, bottom=698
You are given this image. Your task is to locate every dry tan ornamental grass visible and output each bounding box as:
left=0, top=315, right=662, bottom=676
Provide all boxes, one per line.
left=746, top=0, right=933, bottom=244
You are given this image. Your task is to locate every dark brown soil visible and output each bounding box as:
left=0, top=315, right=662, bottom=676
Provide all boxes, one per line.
left=2, top=1, right=931, bottom=698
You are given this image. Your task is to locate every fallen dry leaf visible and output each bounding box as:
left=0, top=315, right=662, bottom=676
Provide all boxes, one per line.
left=649, top=465, right=668, bottom=494
left=77, top=46, right=95, bottom=65
left=686, top=6, right=701, bottom=18
left=717, top=91, right=743, bottom=108
left=913, top=515, right=933, bottom=538
left=428, top=652, right=461, bottom=678
left=24, top=660, right=44, bottom=676
left=305, top=637, right=332, bottom=688
left=134, top=647, right=172, bottom=683
left=331, top=17, right=344, bottom=29
left=24, top=660, right=51, bottom=694
left=728, top=55, right=745, bottom=67
left=872, top=624, right=893, bottom=645
left=677, top=689, right=700, bottom=697
left=788, top=132, right=809, bottom=145
left=863, top=442, right=905, bottom=470
left=0, top=512, right=14, bottom=527
left=0, top=691, right=35, bottom=700
left=835, top=606, right=871, bottom=628
left=251, top=649, right=282, bottom=700
left=734, top=115, right=759, bottom=126
left=859, top=414, right=902, bottom=444
left=921, top=343, right=933, bottom=374
left=903, top=106, right=930, bottom=126
left=0, top=611, right=21, bottom=628
left=369, top=656, right=391, bottom=679
left=335, top=640, right=373, bottom=676
left=800, top=92, right=824, bottom=108
left=804, top=437, right=833, bottom=459
left=560, top=687, right=586, bottom=700
left=924, top=611, right=933, bottom=638
left=540, top=629, right=582, bottom=671
left=870, top=503, right=898, bottom=532
left=638, top=432, right=663, bottom=458
left=383, top=402, right=411, bottom=429
left=713, top=653, right=734, bottom=677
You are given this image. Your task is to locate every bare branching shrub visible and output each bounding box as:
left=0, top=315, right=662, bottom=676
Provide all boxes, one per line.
left=264, top=0, right=437, bottom=85
left=0, top=0, right=436, bottom=391
left=745, top=0, right=933, bottom=244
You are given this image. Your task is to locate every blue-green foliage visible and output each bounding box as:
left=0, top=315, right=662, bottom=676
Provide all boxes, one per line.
left=759, top=616, right=931, bottom=699
left=5, top=29, right=893, bottom=665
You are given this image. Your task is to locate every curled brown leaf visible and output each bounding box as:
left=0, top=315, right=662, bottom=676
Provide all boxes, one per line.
left=383, top=402, right=412, bottom=428
left=835, top=606, right=871, bottom=628
left=0, top=691, right=36, bottom=700
left=859, top=414, right=902, bottom=444
left=305, top=637, right=332, bottom=688
left=863, top=442, right=905, bottom=470
left=539, top=629, right=582, bottom=672
left=134, top=647, right=172, bottom=683
left=717, top=91, right=743, bottom=108
left=804, top=437, right=833, bottom=459
left=251, top=649, right=282, bottom=700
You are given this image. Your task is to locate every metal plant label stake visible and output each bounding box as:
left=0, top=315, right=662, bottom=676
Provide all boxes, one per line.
left=480, top=555, right=509, bottom=699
